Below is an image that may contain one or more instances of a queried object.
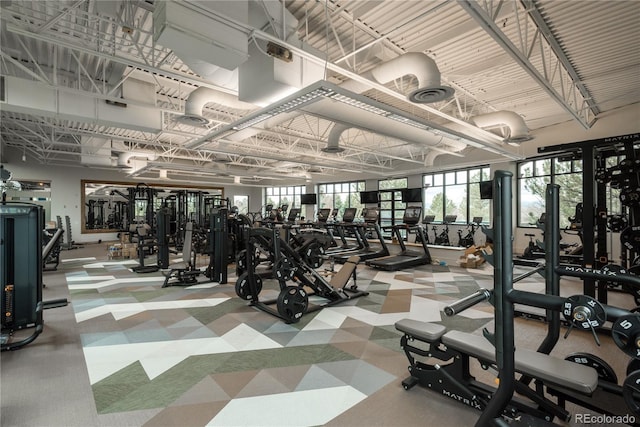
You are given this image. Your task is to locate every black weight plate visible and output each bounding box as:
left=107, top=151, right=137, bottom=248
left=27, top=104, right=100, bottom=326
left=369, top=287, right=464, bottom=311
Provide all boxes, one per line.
left=276, top=286, right=308, bottom=323
left=234, top=272, right=262, bottom=300
left=621, top=226, right=640, bottom=252
left=628, top=359, right=640, bottom=376
left=612, top=314, right=640, bottom=359
left=565, top=352, right=618, bottom=384
left=562, top=294, right=607, bottom=330
left=623, top=370, right=640, bottom=416
left=621, top=187, right=640, bottom=207
left=236, top=249, right=247, bottom=275
left=608, top=215, right=628, bottom=232
left=304, top=241, right=325, bottom=269
left=274, top=256, right=296, bottom=282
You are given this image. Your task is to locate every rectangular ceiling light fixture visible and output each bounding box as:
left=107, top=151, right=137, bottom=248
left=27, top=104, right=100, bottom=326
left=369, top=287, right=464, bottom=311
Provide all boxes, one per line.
left=189, top=80, right=499, bottom=150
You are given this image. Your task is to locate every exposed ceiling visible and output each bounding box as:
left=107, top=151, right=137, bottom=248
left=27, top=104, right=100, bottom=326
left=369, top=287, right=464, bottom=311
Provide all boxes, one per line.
left=1, top=0, right=639, bottom=186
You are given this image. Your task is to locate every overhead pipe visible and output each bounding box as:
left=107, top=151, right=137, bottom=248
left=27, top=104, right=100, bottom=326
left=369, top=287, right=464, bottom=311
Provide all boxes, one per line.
left=230, top=52, right=460, bottom=159
left=340, top=52, right=454, bottom=104
left=117, top=151, right=157, bottom=167
left=179, top=87, right=256, bottom=126
left=322, top=123, right=349, bottom=153
left=471, top=111, right=534, bottom=145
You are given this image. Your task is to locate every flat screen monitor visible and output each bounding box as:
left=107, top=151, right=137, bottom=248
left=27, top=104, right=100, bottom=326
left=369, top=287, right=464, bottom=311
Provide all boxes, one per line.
left=422, top=215, right=436, bottom=224
left=300, top=193, right=317, bottom=205
left=360, top=191, right=379, bottom=204
left=342, top=207, right=357, bottom=222
left=317, top=208, right=331, bottom=222
left=363, top=208, right=379, bottom=222
left=287, top=208, right=300, bottom=222
left=444, top=215, right=458, bottom=223
left=479, top=181, right=493, bottom=200
left=401, top=188, right=423, bottom=203
left=403, top=206, right=422, bottom=225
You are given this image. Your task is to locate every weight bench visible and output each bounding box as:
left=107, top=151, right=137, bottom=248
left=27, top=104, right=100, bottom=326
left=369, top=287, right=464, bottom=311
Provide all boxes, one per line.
left=328, top=255, right=359, bottom=291
left=395, top=319, right=598, bottom=421
left=162, top=222, right=202, bottom=288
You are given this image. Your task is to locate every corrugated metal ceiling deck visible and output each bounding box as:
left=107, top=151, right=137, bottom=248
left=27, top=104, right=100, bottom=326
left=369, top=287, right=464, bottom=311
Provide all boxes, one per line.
left=1, top=0, right=638, bottom=184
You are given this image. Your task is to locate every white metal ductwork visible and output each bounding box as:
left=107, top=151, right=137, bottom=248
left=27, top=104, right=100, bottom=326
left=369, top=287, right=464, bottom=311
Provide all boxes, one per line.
left=229, top=53, right=456, bottom=145
left=423, top=151, right=441, bottom=167
left=322, top=123, right=349, bottom=153
left=341, top=52, right=454, bottom=104
left=471, top=111, right=534, bottom=145
left=179, top=87, right=256, bottom=126
left=117, top=151, right=157, bottom=167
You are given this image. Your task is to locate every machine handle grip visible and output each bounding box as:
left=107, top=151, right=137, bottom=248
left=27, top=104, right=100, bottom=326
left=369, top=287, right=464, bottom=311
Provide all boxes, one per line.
left=444, top=288, right=492, bottom=316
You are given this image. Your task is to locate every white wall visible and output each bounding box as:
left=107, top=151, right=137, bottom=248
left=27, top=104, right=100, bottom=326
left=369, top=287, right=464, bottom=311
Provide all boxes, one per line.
left=2, top=148, right=263, bottom=243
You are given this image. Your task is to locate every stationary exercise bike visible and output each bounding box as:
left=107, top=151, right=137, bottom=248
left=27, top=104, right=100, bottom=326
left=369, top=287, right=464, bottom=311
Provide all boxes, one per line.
left=416, top=215, right=435, bottom=244
left=457, top=216, right=482, bottom=248
left=433, top=215, right=457, bottom=246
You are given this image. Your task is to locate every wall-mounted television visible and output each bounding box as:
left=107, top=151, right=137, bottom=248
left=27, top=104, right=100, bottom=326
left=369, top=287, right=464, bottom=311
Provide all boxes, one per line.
left=360, top=190, right=379, bottom=204
left=300, top=193, right=317, bottom=205
left=401, top=188, right=423, bottom=203
left=479, top=181, right=493, bottom=200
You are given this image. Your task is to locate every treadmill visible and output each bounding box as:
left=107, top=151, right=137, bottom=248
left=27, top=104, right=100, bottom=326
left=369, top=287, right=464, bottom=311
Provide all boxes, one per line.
left=324, top=207, right=365, bottom=255
left=332, top=208, right=389, bottom=263
left=365, top=206, right=432, bottom=271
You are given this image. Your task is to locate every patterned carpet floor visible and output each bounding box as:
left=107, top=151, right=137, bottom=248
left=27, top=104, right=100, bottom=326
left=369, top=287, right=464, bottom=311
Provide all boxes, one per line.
left=65, top=254, right=501, bottom=426
left=4, top=245, right=632, bottom=427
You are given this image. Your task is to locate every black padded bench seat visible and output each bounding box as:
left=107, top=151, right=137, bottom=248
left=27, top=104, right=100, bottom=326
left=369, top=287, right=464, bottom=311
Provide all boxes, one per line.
left=395, top=319, right=598, bottom=396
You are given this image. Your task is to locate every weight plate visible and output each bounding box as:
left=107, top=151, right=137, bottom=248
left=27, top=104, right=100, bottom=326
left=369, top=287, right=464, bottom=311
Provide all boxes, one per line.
left=623, top=370, right=640, bottom=416
left=628, top=359, right=640, bottom=376
left=612, top=314, right=640, bottom=359
left=621, top=187, right=640, bottom=207
left=562, top=295, right=607, bottom=330
left=234, top=272, right=262, bottom=300
left=303, top=241, right=325, bottom=269
left=621, top=226, right=640, bottom=252
left=236, top=249, right=247, bottom=275
left=276, top=285, right=308, bottom=323
left=565, top=352, right=618, bottom=384
left=608, top=215, right=628, bottom=232
left=274, top=256, right=296, bottom=282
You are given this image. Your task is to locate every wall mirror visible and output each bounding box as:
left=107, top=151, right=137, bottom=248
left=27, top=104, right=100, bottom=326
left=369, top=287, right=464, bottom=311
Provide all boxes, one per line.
left=81, top=180, right=224, bottom=234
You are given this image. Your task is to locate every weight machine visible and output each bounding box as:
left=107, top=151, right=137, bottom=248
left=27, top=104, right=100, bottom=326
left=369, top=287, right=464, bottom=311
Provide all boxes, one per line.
left=539, top=132, right=640, bottom=304
left=395, top=173, right=640, bottom=426
left=235, top=227, right=368, bottom=323
left=2, top=203, right=68, bottom=351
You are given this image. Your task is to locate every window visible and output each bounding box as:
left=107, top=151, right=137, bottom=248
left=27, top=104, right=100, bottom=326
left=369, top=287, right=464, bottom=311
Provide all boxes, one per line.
left=318, top=180, right=365, bottom=219
left=423, top=167, right=490, bottom=223
left=233, top=195, right=249, bottom=214
left=517, top=157, right=582, bottom=228
left=265, top=185, right=305, bottom=211
left=378, top=178, right=407, bottom=231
